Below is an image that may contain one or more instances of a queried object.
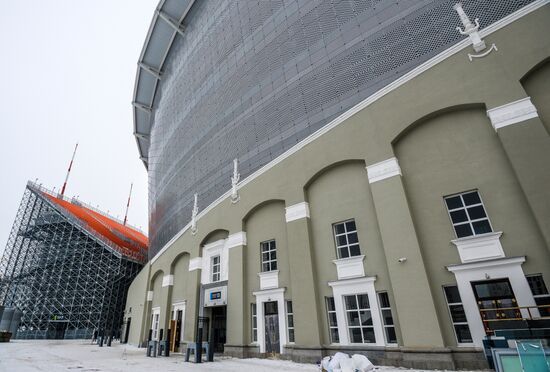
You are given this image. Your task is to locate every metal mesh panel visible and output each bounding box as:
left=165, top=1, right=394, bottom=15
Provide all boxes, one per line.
left=0, top=185, right=143, bottom=339
left=147, top=0, right=535, bottom=258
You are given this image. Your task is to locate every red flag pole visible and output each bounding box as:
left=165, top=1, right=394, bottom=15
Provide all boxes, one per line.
left=60, top=143, right=78, bottom=197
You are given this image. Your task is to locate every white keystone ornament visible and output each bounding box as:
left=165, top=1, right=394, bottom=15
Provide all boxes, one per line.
left=230, top=158, right=240, bottom=204
left=191, top=193, right=198, bottom=235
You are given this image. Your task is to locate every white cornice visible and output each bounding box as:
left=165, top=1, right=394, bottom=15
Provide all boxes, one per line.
left=487, top=97, right=538, bottom=131
left=366, top=157, right=401, bottom=184
left=328, top=276, right=376, bottom=288
left=162, top=274, right=174, bottom=287
left=285, top=202, right=310, bottom=222
left=188, top=257, right=202, bottom=271
left=447, top=256, right=525, bottom=272
left=150, top=1, right=548, bottom=264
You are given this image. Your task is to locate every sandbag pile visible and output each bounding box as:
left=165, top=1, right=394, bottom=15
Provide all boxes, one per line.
left=319, top=352, right=374, bottom=372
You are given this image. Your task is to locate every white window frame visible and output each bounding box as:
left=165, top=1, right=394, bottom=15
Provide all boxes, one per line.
left=325, top=296, right=339, bottom=344
left=260, top=239, right=277, bottom=272
left=526, top=274, right=550, bottom=314
left=333, top=219, right=361, bottom=259
left=151, top=307, right=161, bottom=341
left=343, top=293, right=376, bottom=344
left=377, top=291, right=397, bottom=345
left=286, top=300, right=295, bottom=343
left=444, top=190, right=493, bottom=239
left=251, top=303, right=258, bottom=343
left=211, top=255, right=221, bottom=282
left=443, top=285, right=473, bottom=345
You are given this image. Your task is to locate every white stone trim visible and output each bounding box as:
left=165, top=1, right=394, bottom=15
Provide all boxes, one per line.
left=226, top=231, right=247, bottom=248
left=258, top=270, right=279, bottom=290
left=333, top=255, right=365, bottom=280
left=146, top=290, right=154, bottom=302
left=188, top=257, right=202, bottom=271
left=201, top=239, right=227, bottom=285
left=253, top=287, right=287, bottom=354
left=487, top=97, right=538, bottom=131
left=285, top=202, right=310, bottom=222
left=366, top=158, right=401, bottom=184
left=162, top=274, right=174, bottom=287
left=447, top=256, right=537, bottom=347
left=328, top=276, right=385, bottom=346
left=150, top=1, right=548, bottom=264
left=451, top=232, right=505, bottom=263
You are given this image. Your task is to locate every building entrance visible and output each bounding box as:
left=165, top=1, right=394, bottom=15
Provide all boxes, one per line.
left=211, top=306, right=226, bottom=353
left=264, top=301, right=280, bottom=355
left=472, top=278, right=521, bottom=333
left=46, top=320, right=68, bottom=339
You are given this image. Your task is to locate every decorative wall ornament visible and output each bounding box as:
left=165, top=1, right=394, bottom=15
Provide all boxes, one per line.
left=453, top=2, right=497, bottom=61
left=230, top=158, right=240, bottom=204
left=191, top=193, right=198, bottom=235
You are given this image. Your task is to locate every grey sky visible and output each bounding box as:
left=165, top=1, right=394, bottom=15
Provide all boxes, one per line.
left=0, top=0, right=158, bottom=256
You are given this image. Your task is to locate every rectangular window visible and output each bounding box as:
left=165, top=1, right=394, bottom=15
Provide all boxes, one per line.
left=333, top=219, right=361, bottom=259
left=344, top=294, right=375, bottom=344
left=527, top=274, right=550, bottom=317
left=260, top=240, right=277, bottom=272
left=325, top=297, right=339, bottom=343
left=443, top=285, right=473, bottom=344
left=377, top=292, right=397, bottom=344
left=286, top=301, right=295, bottom=343
left=211, top=255, right=221, bottom=282
left=444, top=190, right=492, bottom=238
left=251, top=303, right=257, bottom=342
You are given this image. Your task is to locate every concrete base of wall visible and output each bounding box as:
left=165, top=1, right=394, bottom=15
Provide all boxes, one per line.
left=224, top=344, right=488, bottom=370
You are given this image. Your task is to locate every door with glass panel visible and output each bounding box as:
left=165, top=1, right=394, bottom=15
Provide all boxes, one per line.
left=471, top=279, right=521, bottom=334
left=264, top=301, right=280, bottom=355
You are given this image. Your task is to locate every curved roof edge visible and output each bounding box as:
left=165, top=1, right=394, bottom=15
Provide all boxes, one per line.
left=132, top=0, right=196, bottom=169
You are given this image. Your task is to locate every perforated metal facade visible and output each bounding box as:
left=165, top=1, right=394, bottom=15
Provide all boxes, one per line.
left=144, top=0, right=534, bottom=258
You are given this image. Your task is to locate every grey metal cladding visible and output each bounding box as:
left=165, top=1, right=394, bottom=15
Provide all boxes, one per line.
left=146, top=0, right=535, bottom=258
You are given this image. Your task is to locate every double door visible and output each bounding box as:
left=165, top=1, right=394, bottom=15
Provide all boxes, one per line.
left=472, top=278, right=521, bottom=333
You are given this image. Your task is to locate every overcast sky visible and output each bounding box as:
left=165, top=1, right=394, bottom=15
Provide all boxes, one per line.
left=0, top=0, right=158, bottom=257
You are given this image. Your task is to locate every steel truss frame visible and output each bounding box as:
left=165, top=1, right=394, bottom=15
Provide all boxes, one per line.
left=0, top=183, right=144, bottom=339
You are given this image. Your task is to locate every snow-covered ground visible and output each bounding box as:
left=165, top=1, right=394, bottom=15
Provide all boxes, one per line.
left=0, top=340, right=475, bottom=372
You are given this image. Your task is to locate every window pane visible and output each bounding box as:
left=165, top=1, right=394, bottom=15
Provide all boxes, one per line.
left=262, top=263, right=270, bottom=272
left=378, top=292, right=390, bottom=308
left=339, top=247, right=349, bottom=258
left=328, top=313, right=338, bottom=327
left=330, top=328, right=340, bottom=343
left=350, top=328, right=362, bottom=343
left=462, top=191, right=481, bottom=206
left=381, top=309, right=394, bottom=325
left=444, top=286, right=461, bottom=303
left=467, top=205, right=486, bottom=220
left=261, top=243, right=269, bottom=252
left=450, top=209, right=468, bottom=224
left=455, top=324, right=473, bottom=343
left=271, top=261, right=277, bottom=270
left=362, top=328, right=376, bottom=343
left=454, top=223, right=473, bottom=238
left=449, top=305, right=467, bottom=323
left=348, top=232, right=359, bottom=244
left=287, top=301, right=293, bottom=313
left=262, top=252, right=269, bottom=262
left=385, top=327, right=397, bottom=343
left=359, top=310, right=373, bottom=326
left=347, top=311, right=360, bottom=326
left=345, top=296, right=357, bottom=310
left=326, top=297, right=335, bottom=311
left=270, top=250, right=277, bottom=260
left=253, top=318, right=257, bottom=327
left=336, top=235, right=347, bottom=246
left=472, top=220, right=492, bottom=235
left=527, top=275, right=548, bottom=295
left=349, top=245, right=361, bottom=257
left=445, top=196, right=463, bottom=210
left=270, top=241, right=276, bottom=250
left=288, top=329, right=295, bottom=343
left=288, top=315, right=294, bottom=328
left=253, top=330, right=257, bottom=341
left=357, top=294, right=370, bottom=309
left=334, top=223, right=345, bottom=235
left=345, top=220, right=356, bottom=232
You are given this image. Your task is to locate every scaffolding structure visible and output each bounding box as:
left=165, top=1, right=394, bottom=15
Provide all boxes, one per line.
left=0, top=181, right=147, bottom=339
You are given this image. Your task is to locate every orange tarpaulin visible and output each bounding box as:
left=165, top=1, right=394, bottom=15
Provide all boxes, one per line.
left=44, top=194, right=148, bottom=254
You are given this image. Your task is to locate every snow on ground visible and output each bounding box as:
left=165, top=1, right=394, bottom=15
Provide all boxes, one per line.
left=0, top=340, right=475, bottom=372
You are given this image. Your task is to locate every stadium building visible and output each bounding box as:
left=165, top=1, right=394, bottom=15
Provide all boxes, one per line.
left=0, top=182, right=147, bottom=340
left=125, top=0, right=550, bottom=369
